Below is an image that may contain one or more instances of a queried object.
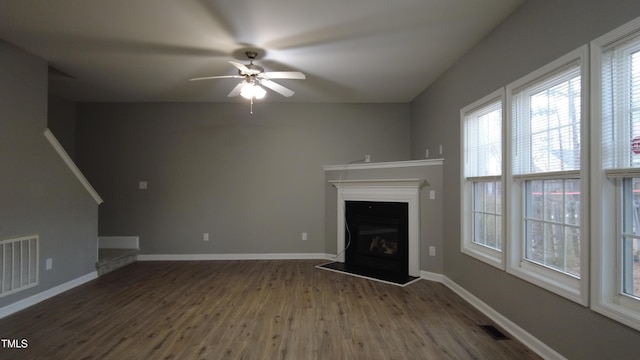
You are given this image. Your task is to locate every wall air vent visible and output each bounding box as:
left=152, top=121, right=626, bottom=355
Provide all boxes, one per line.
left=479, top=324, right=510, bottom=340
left=0, top=235, right=39, bottom=298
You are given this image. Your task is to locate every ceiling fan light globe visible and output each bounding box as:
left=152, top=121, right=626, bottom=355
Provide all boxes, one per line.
left=240, top=83, right=255, bottom=99
left=240, top=83, right=267, bottom=100
left=254, top=85, right=266, bottom=99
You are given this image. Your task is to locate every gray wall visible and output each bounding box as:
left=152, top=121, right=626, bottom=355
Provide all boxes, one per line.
left=76, top=102, right=410, bottom=255
left=48, top=94, right=77, bottom=160
left=410, top=0, right=640, bottom=358
left=0, top=41, right=99, bottom=308
left=324, top=164, right=443, bottom=274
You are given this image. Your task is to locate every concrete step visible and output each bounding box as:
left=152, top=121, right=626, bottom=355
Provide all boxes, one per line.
left=96, top=248, right=138, bottom=276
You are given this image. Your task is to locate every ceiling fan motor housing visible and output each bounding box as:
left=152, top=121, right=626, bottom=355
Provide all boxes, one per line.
left=240, top=63, right=264, bottom=76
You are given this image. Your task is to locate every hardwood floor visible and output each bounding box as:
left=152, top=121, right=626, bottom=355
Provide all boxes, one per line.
left=0, top=260, right=541, bottom=359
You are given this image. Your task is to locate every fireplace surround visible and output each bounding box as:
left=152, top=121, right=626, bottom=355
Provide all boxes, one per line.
left=330, top=179, right=425, bottom=279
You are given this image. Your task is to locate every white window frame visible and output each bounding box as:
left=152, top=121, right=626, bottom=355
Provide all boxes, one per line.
left=506, top=45, right=590, bottom=306
left=591, top=17, right=640, bottom=331
left=461, top=89, right=505, bottom=269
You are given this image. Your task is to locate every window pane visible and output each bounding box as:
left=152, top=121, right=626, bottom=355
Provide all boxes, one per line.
left=525, top=219, right=544, bottom=262
left=622, top=236, right=640, bottom=299
left=484, top=181, right=496, bottom=213
left=474, top=212, right=486, bottom=246
left=471, top=181, right=502, bottom=251
left=485, top=214, right=496, bottom=248
left=525, top=179, right=580, bottom=277
left=544, top=180, right=564, bottom=223
left=495, top=216, right=502, bottom=250
left=529, top=180, right=543, bottom=220
left=474, top=182, right=485, bottom=212
left=565, top=227, right=581, bottom=277
left=622, top=178, right=640, bottom=299
left=495, top=181, right=503, bottom=215
left=565, top=180, right=580, bottom=226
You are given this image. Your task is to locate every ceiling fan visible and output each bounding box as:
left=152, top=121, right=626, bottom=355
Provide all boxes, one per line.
left=189, top=50, right=305, bottom=100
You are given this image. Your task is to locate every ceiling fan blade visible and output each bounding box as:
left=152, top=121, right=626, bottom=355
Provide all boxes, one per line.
left=228, top=60, right=251, bottom=73
left=227, top=82, right=245, bottom=97
left=189, top=75, right=243, bottom=81
left=260, top=79, right=295, bottom=97
left=261, top=71, right=306, bottom=80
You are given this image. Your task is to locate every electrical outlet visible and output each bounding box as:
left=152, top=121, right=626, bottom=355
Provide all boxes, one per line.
left=46, top=258, right=53, bottom=270
left=364, top=154, right=371, bottom=163
left=425, top=149, right=429, bottom=158
left=139, top=181, right=148, bottom=190
left=203, top=233, right=209, bottom=241
left=439, top=145, right=443, bottom=154
left=429, top=246, right=436, bottom=256
left=430, top=190, right=436, bottom=200
left=302, top=232, right=308, bottom=241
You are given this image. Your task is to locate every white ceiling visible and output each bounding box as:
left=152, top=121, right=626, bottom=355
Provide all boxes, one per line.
left=0, top=0, right=524, bottom=103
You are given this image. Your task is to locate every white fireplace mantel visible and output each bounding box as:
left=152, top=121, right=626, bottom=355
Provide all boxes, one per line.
left=330, top=178, right=426, bottom=277
left=329, top=178, right=427, bottom=189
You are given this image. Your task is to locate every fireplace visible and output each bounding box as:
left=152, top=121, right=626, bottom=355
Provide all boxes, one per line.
left=327, top=178, right=425, bottom=284
left=345, top=201, right=409, bottom=279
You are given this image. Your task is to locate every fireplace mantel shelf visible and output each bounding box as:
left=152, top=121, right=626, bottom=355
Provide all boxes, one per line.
left=329, top=179, right=427, bottom=188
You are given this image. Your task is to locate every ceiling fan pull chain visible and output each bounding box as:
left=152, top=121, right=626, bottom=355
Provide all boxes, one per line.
left=250, top=97, right=254, bottom=115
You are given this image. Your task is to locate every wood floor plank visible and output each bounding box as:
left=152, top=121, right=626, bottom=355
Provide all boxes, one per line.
left=0, top=260, right=541, bottom=359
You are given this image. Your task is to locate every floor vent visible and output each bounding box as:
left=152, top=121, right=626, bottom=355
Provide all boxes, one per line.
left=480, top=325, right=510, bottom=340
left=1, top=235, right=39, bottom=297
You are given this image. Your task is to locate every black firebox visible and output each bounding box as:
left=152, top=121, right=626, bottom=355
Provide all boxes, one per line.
left=344, top=201, right=409, bottom=282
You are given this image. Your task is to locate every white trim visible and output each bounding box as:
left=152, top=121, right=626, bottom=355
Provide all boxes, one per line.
left=43, top=129, right=103, bottom=205
left=329, top=178, right=427, bottom=188
left=137, top=253, right=331, bottom=261
left=442, top=276, right=566, bottom=360
left=460, top=88, right=506, bottom=270
left=590, top=16, right=640, bottom=332
left=505, top=45, right=590, bottom=306
left=420, top=270, right=445, bottom=283
left=0, top=271, right=98, bottom=319
left=323, top=159, right=443, bottom=171
left=604, top=168, right=640, bottom=178
left=591, top=16, right=640, bottom=49
left=98, top=236, right=139, bottom=249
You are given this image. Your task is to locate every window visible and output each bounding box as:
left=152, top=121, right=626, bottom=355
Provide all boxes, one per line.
left=459, top=15, right=640, bottom=331
left=506, top=46, right=589, bottom=305
left=461, top=89, right=504, bottom=269
left=592, top=17, right=640, bottom=331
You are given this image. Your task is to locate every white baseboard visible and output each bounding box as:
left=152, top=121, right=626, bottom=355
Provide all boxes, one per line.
left=0, top=271, right=98, bottom=319
left=420, top=270, right=445, bottom=283
left=441, top=276, right=566, bottom=360
left=137, top=253, right=331, bottom=261
left=98, top=236, right=139, bottom=249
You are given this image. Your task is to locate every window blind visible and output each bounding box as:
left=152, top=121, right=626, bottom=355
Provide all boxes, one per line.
left=464, top=101, right=502, bottom=178
left=601, top=34, right=640, bottom=171
left=512, top=65, right=582, bottom=175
